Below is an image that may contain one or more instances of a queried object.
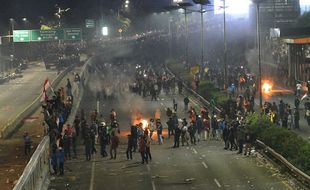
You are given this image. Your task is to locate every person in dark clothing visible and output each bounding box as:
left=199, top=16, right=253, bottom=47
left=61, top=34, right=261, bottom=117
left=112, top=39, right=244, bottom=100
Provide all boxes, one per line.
left=73, top=116, right=80, bottom=137
left=294, top=96, right=300, bottom=109
left=145, top=130, right=152, bottom=161
left=90, top=123, right=97, bottom=154
left=222, top=125, right=229, bottom=150
left=188, top=122, right=196, bottom=145
left=237, top=127, right=245, bottom=154
left=138, top=135, right=148, bottom=164
left=57, top=147, right=65, bottom=175
left=228, top=125, right=237, bottom=151
left=173, top=126, right=181, bottom=148
left=63, top=130, right=71, bottom=160
left=178, top=80, right=183, bottom=94
left=173, top=98, right=178, bottom=112
left=51, top=150, right=58, bottom=175
left=98, top=122, right=108, bottom=157
left=126, top=135, right=134, bottom=160
left=110, top=131, right=119, bottom=159
left=293, top=108, right=300, bottom=129
left=184, top=97, right=190, bottom=112
left=23, top=131, right=32, bottom=156
left=166, top=117, right=174, bottom=138
left=84, top=125, right=92, bottom=161
left=131, top=125, right=138, bottom=152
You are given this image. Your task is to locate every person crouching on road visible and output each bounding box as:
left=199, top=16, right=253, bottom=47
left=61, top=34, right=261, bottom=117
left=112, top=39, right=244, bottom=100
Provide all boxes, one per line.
left=110, top=131, right=119, bottom=160
left=139, top=135, right=148, bottom=164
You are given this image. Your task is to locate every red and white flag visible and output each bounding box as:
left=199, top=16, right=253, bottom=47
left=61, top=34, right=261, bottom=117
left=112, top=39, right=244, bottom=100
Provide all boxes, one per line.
left=40, top=79, right=50, bottom=102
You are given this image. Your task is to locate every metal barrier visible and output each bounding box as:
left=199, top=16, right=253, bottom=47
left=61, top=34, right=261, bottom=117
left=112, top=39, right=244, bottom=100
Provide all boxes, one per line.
left=0, top=65, right=73, bottom=139
left=166, top=65, right=310, bottom=186
left=13, top=57, right=93, bottom=190
left=256, top=140, right=310, bottom=186
left=13, top=136, right=50, bottom=190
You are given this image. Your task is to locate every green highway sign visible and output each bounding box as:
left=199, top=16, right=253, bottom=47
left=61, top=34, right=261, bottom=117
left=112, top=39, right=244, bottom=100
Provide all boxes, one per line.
left=85, top=19, right=95, bottom=28
left=64, top=28, right=82, bottom=40
left=13, top=30, right=31, bottom=42
left=31, top=29, right=64, bottom=41
left=13, top=28, right=82, bottom=42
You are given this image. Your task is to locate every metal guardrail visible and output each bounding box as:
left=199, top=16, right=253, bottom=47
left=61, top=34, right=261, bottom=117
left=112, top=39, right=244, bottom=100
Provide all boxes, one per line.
left=13, top=57, right=93, bottom=190
left=164, top=65, right=220, bottom=112
left=13, top=136, right=50, bottom=190
left=165, top=65, right=310, bottom=186
left=256, top=140, right=310, bottom=186
left=0, top=65, right=73, bottom=139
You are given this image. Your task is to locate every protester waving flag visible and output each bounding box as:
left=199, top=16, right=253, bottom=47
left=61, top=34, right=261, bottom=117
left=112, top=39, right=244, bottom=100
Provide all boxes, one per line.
left=40, top=79, right=50, bottom=102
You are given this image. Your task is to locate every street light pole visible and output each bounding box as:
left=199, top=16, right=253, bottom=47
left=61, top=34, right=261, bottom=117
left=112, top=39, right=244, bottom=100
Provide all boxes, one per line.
left=200, top=4, right=204, bottom=67
left=185, top=8, right=189, bottom=70
left=223, top=0, right=228, bottom=89
left=256, top=2, right=263, bottom=108
left=251, top=0, right=263, bottom=108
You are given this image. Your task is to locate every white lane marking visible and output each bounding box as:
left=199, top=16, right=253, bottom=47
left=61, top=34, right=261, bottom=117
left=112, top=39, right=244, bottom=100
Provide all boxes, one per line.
left=202, top=162, right=208, bottom=169
left=151, top=181, right=157, bottom=190
left=192, top=148, right=198, bottom=154
left=89, top=160, right=95, bottom=190
left=147, top=164, right=157, bottom=190
left=214, top=178, right=222, bottom=188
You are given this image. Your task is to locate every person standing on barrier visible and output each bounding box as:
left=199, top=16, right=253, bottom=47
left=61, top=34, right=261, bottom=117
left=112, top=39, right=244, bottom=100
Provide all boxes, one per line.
left=23, top=131, right=32, bottom=156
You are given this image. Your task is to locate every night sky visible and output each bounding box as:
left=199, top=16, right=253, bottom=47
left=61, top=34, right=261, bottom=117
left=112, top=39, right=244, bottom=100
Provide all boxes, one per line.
left=0, top=0, right=169, bottom=34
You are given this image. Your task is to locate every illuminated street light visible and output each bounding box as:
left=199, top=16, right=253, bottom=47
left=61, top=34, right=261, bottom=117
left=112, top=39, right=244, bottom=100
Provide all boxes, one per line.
left=125, top=4, right=128, bottom=8
left=125, top=0, right=130, bottom=4
left=22, top=17, right=27, bottom=22
left=102, top=26, right=108, bottom=36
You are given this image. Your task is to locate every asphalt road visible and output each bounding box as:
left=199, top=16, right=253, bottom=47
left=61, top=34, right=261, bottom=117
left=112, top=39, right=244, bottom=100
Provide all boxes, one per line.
left=0, top=62, right=57, bottom=128
left=49, top=63, right=295, bottom=190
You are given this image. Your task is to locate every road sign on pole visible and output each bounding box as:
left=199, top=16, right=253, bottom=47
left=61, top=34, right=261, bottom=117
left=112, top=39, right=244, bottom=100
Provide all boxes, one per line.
left=13, top=28, right=82, bottom=42
left=64, top=28, right=82, bottom=40
left=85, top=19, right=95, bottom=28
left=13, top=30, right=31, bottom=42
left=31, top=30, right=64, bottom=42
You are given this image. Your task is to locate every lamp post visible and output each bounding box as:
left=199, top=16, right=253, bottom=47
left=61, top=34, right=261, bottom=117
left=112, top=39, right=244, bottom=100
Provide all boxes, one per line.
left=193, top=0, right=211, bottom=73
left=9, top=18, right=15, bottom=63
left=223, top=0, right=228, bottom=89
left=177, top=2, right=193, bottom=70
left=252, top=0, right=264, bottom=108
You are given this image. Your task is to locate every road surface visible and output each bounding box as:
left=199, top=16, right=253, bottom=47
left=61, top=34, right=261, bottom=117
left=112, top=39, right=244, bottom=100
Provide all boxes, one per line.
left=48, top=61, right=295, bottom=190
left=0, top=61, right=58, bottom=129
